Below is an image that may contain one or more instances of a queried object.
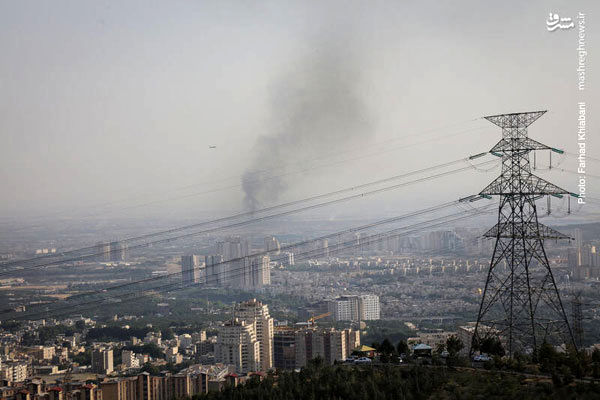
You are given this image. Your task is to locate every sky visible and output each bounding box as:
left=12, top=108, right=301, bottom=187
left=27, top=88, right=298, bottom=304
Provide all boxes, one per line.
left=0, top=0, right=598, bottom=225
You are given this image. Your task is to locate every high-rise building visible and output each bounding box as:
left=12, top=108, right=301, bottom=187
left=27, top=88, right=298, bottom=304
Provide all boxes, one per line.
left=235, top=299, right=274, bottom=371
left=92, top=348, right=114, bottom=374
left=281, top=252, right=295, bottom=267
left=109, top=241, right=127, bottom=262
left=358, top=294, right=380, bottom=320
left=327, top=296, right=360, bottom=321
left=345, top=328, right=361, bottom=355
left=264, top=236, right=281, bottom=255
left=217, top=236, right=249, bottom=261
left=294, top=328, right=359, bottom=367
left=327, top=295, right=380, bottom=322
left=217, top=237, right=249, bottom=287
left=205, top=255, right=224, bottom=286
left=574, top=228, right=584, bottom=250
left=215, top=319, right=260, bottom=374
left=244, top=256, right=270, bottom=288
left=95, top=242, right=111, bottom=262
left=273, top=327, right=296, bottom=370
left=181, top=255, right=202, bottom=286
left=319, top=239, right=329, bottom=258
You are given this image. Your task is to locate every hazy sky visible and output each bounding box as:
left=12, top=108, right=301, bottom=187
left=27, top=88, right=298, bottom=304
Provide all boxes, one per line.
left=0, top=0, right=598, bottom=223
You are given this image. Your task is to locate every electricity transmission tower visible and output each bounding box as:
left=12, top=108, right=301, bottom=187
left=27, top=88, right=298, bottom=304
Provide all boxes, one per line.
left=471, top=110, right=577, bottom=357
left=572, top=291, right=584, bottom=348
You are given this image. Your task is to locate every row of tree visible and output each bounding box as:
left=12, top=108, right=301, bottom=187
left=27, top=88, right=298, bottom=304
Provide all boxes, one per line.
left=190, top=358, right=600, bottom=400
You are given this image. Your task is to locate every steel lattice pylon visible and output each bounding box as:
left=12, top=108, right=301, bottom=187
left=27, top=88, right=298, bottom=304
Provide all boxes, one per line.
left=471, top=110, right=577, bottom=357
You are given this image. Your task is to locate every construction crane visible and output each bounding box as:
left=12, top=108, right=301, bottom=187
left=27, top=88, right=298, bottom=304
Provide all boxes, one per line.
left=62, top=364, right=73, bottom=400
left=308, top=312, right=331, bottom=326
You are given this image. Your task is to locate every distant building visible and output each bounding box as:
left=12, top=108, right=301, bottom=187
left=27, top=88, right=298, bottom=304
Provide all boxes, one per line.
left=109, top=241, right=127, bottom=262
left=457, top=322, right=504, bottom=356
left=244, top=256, right=270, bottom=288
left=407, top=331, right=455, bottom=349
left=264, top=236, right=281, bottom=255
left=92, top=348, right=113, bottom=374
left=121, top=350, right=139, bottom=369
left=215, top=237, right=251, bottom=288
left=359, top=295, right=380, bottom=320
left=327, top=295, right=380, bottom=322
left=179, top=333, right=193, bottom=349
left=281, top=252, right=295, bottom=267
left=1, top=361, right=28, bottom=382
left=318, top=239, right=329, bottom=258
left=217, top=236, right=249, bottom=262
left=95, top=242, right=111, bottom=262
left=181, top=255, right=202, bottom=286
left=574, top=228, right=583, bottom=250
left=569, top=243, right=600, bottom=281
left=205, top=255, right=225, bottom=286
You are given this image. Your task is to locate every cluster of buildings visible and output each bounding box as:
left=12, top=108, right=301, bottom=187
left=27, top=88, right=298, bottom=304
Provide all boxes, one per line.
left=0, top=365, right=250, bottom=400
left=297, top=229, right=493, bottom=257
left=214, top=299, right=361, bottom=373
left=0, top=378, right=98, bottom=400
left=0, top=299, right=364, bottom=400
left=180, top=237, right=272, bottom=289
left=94, top=242, right=128, bottom=263
left=0, top=344, right=72, bottom=384
left=98, top=365, right=241, bottom=400
left=568, top=232, right=600, bottom=280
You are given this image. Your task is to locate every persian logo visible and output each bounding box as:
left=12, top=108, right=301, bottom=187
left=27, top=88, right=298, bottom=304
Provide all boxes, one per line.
left=546, top=13, right=574, bottom=31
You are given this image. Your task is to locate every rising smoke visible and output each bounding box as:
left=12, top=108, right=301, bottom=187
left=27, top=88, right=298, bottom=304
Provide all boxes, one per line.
left=242, top=41, right=372, bottom=211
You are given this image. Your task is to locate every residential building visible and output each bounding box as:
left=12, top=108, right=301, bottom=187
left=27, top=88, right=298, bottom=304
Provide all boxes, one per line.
left=327, top=295, right=380, bottom=322
left=215, top=319, right=260, bottom=374
left=181, top=255, right=202, bottom=286
left=92, top=348, right=113, bottom=374
left=235, top=299, right=274, bottom=370
left=273, top=327, right=296, bottom=370
left=295, top=327, right=360, bottom=367
left=121, top=350, right=139, bottom=369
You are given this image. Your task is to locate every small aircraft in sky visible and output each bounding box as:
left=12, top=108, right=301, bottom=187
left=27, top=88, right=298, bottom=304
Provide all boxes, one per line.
left=208, top=145, right=216, bottom=149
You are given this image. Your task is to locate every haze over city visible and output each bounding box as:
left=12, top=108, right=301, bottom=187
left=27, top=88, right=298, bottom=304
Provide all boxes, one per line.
left=1, top=1, right=597, bottom=223
left=1, top=1, right=599, bottom=399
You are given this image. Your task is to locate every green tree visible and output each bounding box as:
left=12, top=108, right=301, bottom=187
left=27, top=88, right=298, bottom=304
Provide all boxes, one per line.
left=446, top=335, right=464, bottom=357
left=397, top=340, right=409, bottom=356
left=161, top=328, right=174, bottom=340
left=435, top=343, right=446, bottom=355
left=446, top=335, right=464, bottom=367
left=379, top=338, right=395, bottom=363
left=592, top=348, right=600, bottom=363
left=538, top=341, right=558, bottom=373
left=140, top=362, right=161, bottom=375
left=479, top=337, right=505, bottom=357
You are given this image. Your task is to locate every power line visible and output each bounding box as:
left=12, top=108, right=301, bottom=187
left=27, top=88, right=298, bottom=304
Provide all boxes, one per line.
left=4, top=198, right=468, bottom=318
left=67, top=125, right=491, bottom=218
left=1, top=157, right=498, bottom=276
left=10, top=118, right=486, bottom=226
left=7, top=203, right=494, bottom=321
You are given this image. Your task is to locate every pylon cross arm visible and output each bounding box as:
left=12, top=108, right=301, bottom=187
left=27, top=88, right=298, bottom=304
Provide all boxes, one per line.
left=483, top=222, right=571, bottom=240
left=484, top=110, right=547, bottom=128
left=490, top=137, right=552, bottom=153
left=479, top=174, right=570, bottom=196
